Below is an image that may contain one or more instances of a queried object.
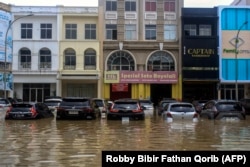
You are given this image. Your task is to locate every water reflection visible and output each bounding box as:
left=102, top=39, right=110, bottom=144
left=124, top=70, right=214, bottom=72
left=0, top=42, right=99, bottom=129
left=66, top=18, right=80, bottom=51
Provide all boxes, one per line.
left=0, top=111, right=250, bottom=166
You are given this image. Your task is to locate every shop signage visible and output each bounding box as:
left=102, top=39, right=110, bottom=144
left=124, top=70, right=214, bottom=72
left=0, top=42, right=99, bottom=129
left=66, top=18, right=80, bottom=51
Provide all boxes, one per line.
left=187, top=48, right=215, bottom=57
left=104, top=71, right=178, bottom=84
left=112, top=83, right=128, bottom=92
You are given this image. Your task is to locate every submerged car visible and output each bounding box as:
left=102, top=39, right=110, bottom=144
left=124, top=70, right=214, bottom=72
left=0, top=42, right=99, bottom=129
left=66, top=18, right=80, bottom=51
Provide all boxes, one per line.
left=91, top=98, right=107, bottom=118
left=5, top=103, right=54, bottom=120
left=157, top=99, right=178, bottom=115
left=107, top=99, right=145, bottom=120
left=192, top=100, right=209, bottom=114
left=200, top=100, right=245, bottom=120
left=239, top=98, right=250, bottom=115
left=0, top=98, right=11, bottom=112
left=162, top=102, right=199, bottom=122
left=139, top=99, right=154, bottom=116
left=56, top=97, right=98, bottom=120
left=44, top=98, right=62, bottom=114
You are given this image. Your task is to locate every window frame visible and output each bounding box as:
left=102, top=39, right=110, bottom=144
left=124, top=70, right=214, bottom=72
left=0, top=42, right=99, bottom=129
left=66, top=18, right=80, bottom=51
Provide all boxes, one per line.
left=106, top=24, right=117, bottom=40
left=145, top=0, right=156, bottom=12
left=125, top=24, right=137, bottom=40
left=184, top=24, right=197, bottom=36
left=65, top=24, right=77, bottom=39
left=164, top=24, right=177, bottom=41
left=125, top=0, right=136, bottom=12
left=84, top=49, right=96, bottom=70
left=39, top=49, right=52, bottom=69
left=164, top=0, right=176, bottom=12
left=199, top=24, right=212, bottom=36
left=106, top=0, right=117, bottom=11
left=21, top=23, right=33, bottom=39
left=145, top=24, right=156, bottom=40
left=40, top=23, right=52, bottom=39
left=85, top=24, right=96, bottom=40
left=20, top=49, right=31, bottom=69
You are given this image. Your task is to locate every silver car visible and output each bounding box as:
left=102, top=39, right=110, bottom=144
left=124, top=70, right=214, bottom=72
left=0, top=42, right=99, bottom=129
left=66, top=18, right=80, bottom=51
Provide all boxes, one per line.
left=162, top=102, right=199, bottom=122
left=139, top=99, right=154, bottom=116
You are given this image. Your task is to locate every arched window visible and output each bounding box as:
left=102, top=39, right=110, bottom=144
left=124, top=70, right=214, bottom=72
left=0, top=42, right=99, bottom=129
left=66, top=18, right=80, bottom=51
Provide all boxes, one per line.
left=107, top=51, right=135, bottom=71
left=147, top=51, right=175, bottom=71
left=64, top=48, right=76, bottom=70
left=39, top=48, right=51, bottom=69
left=84, top=49, right=96, bottom=70
left=20, top=48, right=31, bottom=69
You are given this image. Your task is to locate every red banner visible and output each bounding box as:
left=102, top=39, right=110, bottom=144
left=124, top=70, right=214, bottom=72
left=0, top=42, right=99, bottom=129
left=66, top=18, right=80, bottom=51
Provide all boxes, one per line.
left=112, top=83, right=128, bottom=92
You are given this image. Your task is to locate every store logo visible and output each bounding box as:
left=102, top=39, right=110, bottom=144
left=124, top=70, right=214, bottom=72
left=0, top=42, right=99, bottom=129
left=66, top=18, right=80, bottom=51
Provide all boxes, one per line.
left=229, top=37, right=245, bottom=48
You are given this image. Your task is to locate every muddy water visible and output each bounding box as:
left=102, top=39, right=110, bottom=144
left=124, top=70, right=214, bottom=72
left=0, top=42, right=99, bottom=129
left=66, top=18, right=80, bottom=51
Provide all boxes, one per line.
left=0, top=111, right=250, bottom=167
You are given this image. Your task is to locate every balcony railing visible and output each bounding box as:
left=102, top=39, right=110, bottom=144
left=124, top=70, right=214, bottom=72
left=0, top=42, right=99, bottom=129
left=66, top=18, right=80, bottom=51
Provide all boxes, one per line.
left=0, top=63, right=12, bottom=71
left=64, top=65, right=76, bottom=70
left=84, top=65, right=96, bottom=70
left=19, top=62, right=31, bottom=69
left=40, top=62, right=51, bottom=69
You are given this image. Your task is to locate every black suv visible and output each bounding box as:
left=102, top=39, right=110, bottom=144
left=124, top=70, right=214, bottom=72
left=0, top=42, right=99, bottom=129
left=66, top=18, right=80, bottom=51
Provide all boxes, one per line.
left=56, top=97, right=99, bottom=120
left=107, top=99, right=145, bottom=120
left=200, top=100, right=246, bottom=120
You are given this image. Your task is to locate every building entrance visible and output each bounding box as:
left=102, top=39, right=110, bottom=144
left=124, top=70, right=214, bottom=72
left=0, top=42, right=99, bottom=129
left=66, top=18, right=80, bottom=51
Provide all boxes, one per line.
left=150, top=84, right=171, bottom=106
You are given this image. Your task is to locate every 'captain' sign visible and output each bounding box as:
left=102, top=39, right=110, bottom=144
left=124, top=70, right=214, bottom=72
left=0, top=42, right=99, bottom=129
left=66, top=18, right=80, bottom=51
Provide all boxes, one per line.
left=104, top=71, right=178, bottom=84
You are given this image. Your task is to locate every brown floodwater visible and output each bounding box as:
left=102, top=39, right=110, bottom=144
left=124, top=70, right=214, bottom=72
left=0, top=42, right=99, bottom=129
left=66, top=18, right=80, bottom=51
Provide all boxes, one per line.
left=0, top=110, right=250, bottom=167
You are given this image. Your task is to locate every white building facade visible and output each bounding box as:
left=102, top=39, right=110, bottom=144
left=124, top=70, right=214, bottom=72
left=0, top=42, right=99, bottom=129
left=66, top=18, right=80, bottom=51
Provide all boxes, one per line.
left=10, top=5, right=100, bottom=102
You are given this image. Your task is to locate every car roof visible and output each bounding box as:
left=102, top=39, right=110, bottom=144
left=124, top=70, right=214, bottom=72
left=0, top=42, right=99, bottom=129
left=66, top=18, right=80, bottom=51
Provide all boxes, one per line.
left=12, top=103, right=34, bottom=107
left=168, top=102, right=193, bottom=105
left=114, top=99, right=139, bottom=103
left=208, top=99, right=238, bottom=103
left=45, top=99, right=62, bottom=102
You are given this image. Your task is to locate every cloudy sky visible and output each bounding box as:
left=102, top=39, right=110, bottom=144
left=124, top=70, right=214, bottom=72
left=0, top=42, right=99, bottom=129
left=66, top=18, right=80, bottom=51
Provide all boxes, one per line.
left=0, top=0, right=233, bottom=7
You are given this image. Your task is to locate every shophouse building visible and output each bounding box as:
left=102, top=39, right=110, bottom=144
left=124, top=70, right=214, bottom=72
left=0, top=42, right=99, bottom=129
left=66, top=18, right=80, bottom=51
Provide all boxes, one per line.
left=218, top=6, right=250, bottom=100
left=10, top=5, right=100, bottom=102
left=181, top=8, right=219, bottom=101
left=0, top=3, right=12, bottom=98
left=99, top=0, right=183, bottom=104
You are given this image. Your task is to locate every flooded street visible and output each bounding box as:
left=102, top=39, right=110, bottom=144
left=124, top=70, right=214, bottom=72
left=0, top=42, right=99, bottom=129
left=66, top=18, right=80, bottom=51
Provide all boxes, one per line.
left=1, top=110, right=250, bottom=167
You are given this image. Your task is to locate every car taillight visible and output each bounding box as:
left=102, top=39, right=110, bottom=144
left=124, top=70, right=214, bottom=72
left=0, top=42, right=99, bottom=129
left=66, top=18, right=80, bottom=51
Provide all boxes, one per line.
left=102, top=108, right=106, bottom=113
left=85, top=108, right=94, bottom=112
left=166, top=112, right=172, bottom=118
left=30, top=106, right=37, bottom=116
left=110, top=109, right=118, bottom=112
left=5, top=106, right=12, bottom=116
left=193, top=113, right=198, bottom=118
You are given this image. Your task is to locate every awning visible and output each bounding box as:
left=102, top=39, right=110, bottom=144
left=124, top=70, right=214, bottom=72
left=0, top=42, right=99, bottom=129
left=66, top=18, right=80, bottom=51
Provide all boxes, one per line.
left=57, top=74, right=100, bottom=80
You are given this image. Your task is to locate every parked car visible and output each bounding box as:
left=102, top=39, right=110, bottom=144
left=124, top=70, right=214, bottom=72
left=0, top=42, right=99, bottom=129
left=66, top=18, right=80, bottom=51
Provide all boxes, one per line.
left=0, top=98, right=12, bottom=112
left=239, top=98, right=250, bottom=114
left=192, top=100, right=209, bottom=114
left=200, top=100, right=246, bottom=120
left=5, top=102, right=54, bottom=120
left=157, top=99, right=178, bottom=115
left=139, top=99, right=154, bottom=116
left=107, top=99, right=145, bottom=120
left=44, top=98, right=62, bottom=114
left=91, top=98, right=107, bottom=118
left=162, top=102, right=199, bottom=122
left=56, top=97, right=98, bottom=120
left=7, top=97, right=23, bottom=104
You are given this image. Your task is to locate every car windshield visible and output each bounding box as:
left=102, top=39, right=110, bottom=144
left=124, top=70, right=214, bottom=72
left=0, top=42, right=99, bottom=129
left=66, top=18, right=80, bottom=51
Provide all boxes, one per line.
left=161, top=101, right=176, bottom=107
left=216, top=102, right=242, bottom=111
left=0, top=99, right=8, bottom=104
left=113, top=102, right=138, bottom=109
left=170, top=104, right=194, bottom=112
left=139, top=100, right=152, bottom=106
left=94, top=100, right=105, bottom=107
left=44, top=100, right=61, bottom=106
left=11, top=104, right=33, bottom=112
left=60, top=99, right=89, bottom=106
